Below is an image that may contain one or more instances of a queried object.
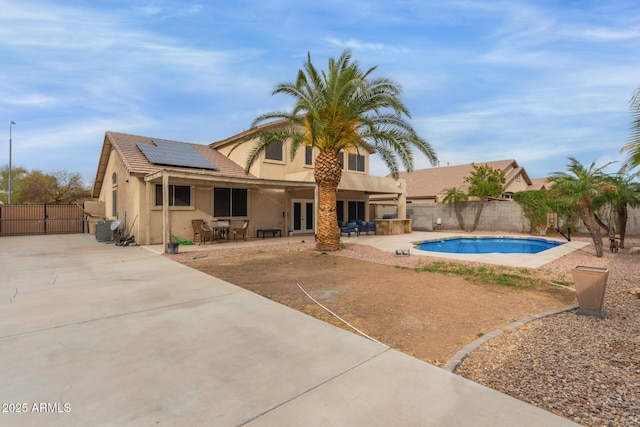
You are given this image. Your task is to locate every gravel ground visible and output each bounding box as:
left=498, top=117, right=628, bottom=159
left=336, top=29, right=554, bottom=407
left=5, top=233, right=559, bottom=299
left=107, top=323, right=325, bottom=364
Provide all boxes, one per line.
left=455, top=237, right=640, bottom=427
left=167, top=234, right=640, bottom=427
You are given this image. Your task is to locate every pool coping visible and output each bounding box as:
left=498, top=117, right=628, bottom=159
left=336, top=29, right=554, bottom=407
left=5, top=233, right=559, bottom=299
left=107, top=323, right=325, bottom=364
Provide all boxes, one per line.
left=414, top=235, right=566, bottom=255
left=410, top=233, right=589, bottom=268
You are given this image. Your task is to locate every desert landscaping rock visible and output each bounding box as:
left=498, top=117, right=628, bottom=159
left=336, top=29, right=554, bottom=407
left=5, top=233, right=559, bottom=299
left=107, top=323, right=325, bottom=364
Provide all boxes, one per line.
left=455, top=237, right=640, bottom=427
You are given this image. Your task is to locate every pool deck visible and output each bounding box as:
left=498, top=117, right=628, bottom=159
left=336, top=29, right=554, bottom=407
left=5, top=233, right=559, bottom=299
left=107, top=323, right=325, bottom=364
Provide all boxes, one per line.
left=349, top=231, right=589, bottom=269
left=148, top=231, right=590, bottom=269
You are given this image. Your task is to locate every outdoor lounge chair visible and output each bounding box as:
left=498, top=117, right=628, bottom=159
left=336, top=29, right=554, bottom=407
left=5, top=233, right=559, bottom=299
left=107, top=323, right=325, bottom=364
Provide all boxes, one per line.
left=233, top=219, right=250, bottom=242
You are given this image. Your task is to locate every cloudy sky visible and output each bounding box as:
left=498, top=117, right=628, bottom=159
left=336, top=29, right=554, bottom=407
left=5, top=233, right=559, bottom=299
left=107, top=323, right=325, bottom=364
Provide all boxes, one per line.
left=1, top=0, right=639, bottom=185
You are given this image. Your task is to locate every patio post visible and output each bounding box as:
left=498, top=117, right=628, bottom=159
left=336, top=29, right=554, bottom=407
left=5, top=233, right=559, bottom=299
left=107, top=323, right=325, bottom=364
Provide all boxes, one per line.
left=162, top=172, right=170, bottom=252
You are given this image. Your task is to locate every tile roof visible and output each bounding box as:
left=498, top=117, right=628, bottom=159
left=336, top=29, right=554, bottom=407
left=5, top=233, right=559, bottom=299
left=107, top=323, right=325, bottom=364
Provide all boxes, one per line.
left=109, top=132, right=251, bottom=177
left=92, top=131, right=253, bottom=197
left=390, top=159, right=541, bottom=200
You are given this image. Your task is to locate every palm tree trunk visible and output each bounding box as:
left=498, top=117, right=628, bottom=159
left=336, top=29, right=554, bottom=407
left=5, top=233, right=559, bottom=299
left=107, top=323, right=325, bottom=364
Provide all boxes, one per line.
left=314, top=151, right=343, bottom=251
left=579, top=199, right=604, bottom=257
left=471, top=198, right=484, bottom=232
left=454, top=201, right=465, bottom=231
left=593, top=213, right=610, bottom=232
left=617, top=203, right=628, bottom=249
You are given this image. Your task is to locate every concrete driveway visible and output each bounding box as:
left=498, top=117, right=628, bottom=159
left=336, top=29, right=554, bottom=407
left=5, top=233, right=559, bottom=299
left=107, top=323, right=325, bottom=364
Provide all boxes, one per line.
left=0, top=234, right=578, bottom=426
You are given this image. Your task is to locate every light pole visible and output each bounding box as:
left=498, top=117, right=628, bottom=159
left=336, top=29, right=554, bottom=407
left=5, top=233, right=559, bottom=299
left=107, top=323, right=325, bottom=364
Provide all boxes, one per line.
left=9, top=121, right=16, bottom=204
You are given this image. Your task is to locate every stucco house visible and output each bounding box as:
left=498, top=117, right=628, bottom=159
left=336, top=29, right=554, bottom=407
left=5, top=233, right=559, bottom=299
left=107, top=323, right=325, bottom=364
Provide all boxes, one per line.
left=92, top=122, right=406, bottom=250
left=371, top=159, right=547, bottom=208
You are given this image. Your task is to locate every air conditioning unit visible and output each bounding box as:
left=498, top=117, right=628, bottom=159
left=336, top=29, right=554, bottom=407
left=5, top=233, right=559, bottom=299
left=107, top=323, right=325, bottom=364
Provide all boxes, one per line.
left=95, top=220, right=114, bottom=242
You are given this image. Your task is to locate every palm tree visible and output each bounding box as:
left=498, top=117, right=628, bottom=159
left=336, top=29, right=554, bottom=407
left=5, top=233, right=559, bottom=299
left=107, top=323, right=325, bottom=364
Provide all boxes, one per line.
left=463, top=164, right=505, bottom=232
left=442, top=187, right=468, bottom=231
left=621, top=86, right=640, bottom=170
left=234, top=50, right=437, bottom=251
left=548, top=157, right=612, bottom=257
left=593, top=171, right=640, bottom=249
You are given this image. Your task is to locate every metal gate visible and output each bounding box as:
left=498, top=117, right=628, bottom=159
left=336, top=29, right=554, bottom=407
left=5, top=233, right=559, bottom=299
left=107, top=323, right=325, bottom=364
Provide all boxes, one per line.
left=0, top=204, right=86, bottom=236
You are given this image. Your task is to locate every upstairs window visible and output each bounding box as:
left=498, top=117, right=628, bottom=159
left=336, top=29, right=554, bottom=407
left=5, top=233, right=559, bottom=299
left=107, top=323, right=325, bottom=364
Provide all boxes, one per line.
left=111, top=172, right=117, bottom=185
left=348, top=153, right=365, bottom=172
left=305, top=146, right=313, bottom=166
left=338, top=151, right=344, bottom=168
left=155, top=185, right=191, bottom=207
left=265, top=141, right=283, bottom=162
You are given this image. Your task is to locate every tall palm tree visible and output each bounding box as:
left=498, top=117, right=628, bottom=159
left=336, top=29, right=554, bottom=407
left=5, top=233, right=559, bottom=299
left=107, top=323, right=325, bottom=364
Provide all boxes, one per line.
left=234, top=50, right=437, bottom=251
left=621, top=86, right=640, bottom=170
left=548, top=157, right=612, bottom=257
left=442, top=187, right=468, bottom=231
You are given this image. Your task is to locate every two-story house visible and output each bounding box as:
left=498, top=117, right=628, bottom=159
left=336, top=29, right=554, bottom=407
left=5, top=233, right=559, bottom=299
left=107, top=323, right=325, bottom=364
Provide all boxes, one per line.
left=92, top=121, right=406, bottom=249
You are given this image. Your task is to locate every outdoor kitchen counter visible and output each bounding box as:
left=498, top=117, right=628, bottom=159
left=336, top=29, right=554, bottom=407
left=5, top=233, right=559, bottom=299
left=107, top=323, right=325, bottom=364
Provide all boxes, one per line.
left=374, top=219, right=412, bottom=235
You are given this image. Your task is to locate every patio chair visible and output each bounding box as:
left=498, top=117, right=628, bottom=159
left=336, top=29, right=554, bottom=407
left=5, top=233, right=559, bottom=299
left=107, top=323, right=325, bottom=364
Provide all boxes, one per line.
left=340, top=221, right=359, bottom=237
left=199, top=221, right=214, bottom=245
left=357, top=220, right=376, bottom=236
left=233, top=219, right=250, bottom=242
left=361, top=221, right=376, bottom=235
left=192, top=219, right=213, bottom=245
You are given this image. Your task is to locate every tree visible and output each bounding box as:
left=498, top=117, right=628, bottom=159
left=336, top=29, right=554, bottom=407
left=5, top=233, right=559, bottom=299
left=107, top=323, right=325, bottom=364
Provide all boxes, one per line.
left=621, top=86, right=640, bottom=170
left=548, top=157, right=611, bottom=257
left=592, top=171, right=640, bottom=249
left=15, top=169, right=90, bottom=204
left=0, top=165, right=28, bottom=204
left=234, top=50, right=437, bottom=251
left=463, top=163, right=505, bottom=232
left=442, top=186, right=468, bottom=231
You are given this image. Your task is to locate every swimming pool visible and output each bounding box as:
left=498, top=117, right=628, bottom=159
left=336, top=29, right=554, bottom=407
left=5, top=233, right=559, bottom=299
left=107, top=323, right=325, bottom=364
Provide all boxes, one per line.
left=416, top=237, right=564, bottom=254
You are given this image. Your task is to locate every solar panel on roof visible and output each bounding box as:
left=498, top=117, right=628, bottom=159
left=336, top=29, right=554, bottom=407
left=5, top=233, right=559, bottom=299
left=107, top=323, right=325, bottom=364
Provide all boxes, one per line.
left=137, top=139, right=218, bottom=170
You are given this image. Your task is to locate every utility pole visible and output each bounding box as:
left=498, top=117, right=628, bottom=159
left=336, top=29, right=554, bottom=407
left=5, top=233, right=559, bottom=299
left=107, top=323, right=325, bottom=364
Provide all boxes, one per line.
left=9, top=121, right=16, bottom=204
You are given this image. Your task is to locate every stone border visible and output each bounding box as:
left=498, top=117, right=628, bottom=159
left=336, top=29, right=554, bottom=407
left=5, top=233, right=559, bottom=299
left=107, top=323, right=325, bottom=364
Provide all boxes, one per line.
left=442, top=303, right=579, bottom=372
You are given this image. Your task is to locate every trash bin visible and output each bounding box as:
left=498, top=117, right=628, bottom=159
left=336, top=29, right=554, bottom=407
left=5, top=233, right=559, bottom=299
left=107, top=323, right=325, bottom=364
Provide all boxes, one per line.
left=167, top=242, right=179, bottom=254
left=572, top=266, right=609, bottom=318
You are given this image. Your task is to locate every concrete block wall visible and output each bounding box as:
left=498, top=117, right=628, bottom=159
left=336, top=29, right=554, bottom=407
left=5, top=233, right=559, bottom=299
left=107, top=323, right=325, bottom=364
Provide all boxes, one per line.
left=407, top=201, right=640, bottom=236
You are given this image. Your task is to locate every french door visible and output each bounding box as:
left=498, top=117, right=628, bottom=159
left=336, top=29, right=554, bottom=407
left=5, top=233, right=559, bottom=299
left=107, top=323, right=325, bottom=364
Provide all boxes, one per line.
left=291, top=199, right=314, bottom=234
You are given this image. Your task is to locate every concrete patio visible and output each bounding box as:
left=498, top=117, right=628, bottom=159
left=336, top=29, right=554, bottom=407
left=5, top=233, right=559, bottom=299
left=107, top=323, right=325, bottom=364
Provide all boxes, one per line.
left=0, top=234, right=578, bottom=426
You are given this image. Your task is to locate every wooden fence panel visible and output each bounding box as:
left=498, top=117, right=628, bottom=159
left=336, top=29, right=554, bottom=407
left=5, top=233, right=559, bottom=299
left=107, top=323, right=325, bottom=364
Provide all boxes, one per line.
left=0, top=204, right=85, bottom=236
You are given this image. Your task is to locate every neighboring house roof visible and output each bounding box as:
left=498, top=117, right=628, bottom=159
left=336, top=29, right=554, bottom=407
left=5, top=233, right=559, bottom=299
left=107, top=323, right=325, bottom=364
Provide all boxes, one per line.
left=528, top=178, right=550, bottom=190
left=378, top=159, right=542, bottom=201
left=92, top=131, right=253, bottom=198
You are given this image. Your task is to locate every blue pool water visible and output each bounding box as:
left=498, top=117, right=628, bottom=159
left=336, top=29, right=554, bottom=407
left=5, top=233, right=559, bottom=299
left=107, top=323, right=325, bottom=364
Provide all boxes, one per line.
left=416, top=237, right=563, bottom=254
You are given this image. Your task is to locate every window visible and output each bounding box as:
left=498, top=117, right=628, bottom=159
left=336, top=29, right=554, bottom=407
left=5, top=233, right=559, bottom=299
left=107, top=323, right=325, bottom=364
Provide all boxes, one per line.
left=305, top=146, right=313, bottom=166
left=112, top=189, right=117, bottom=217
left=155, top=185, right=191, bottom=207
left=348, top=153, right=365, bottom=172
left=214, top=188, right=248, bottom=217
left=338, top=151, right=344, bottom=168
left=336, top=200, right=344, bottom=222
left=265, top=141, right=283, bottom=161
left=111, top=172, right=117, bottom=185
left=348, top=200, right=365, bottom=221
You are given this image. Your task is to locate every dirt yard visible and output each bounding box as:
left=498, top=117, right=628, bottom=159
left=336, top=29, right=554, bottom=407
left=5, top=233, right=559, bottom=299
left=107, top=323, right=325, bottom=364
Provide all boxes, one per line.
left=177, top=244, right=575, bottom=366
